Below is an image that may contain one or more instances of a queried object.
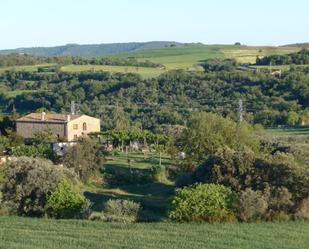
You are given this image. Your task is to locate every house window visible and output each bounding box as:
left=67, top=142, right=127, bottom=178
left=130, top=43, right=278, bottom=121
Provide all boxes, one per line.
left=83, top=122, right=87, bottom=131
left=74, top=134, right=78, bottom=140
left=73, top=124, right=78, bottom=130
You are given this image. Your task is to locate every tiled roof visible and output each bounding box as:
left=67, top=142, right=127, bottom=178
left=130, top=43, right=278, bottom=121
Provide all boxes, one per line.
left=16, top=113, right=82, bottom=123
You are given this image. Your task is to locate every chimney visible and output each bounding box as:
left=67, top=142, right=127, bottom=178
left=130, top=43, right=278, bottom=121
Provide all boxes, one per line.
left=66, top=114, right=71, bottom=122
left=41, top=112, right=46, bottom=121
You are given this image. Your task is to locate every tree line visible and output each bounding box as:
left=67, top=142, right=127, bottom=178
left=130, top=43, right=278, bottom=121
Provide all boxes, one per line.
left=0, top=53, right=163, bottom=68
left=256, top=49, right=309, bottom=65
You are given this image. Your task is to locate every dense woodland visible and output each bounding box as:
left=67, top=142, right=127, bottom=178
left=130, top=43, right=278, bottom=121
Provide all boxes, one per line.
left=256, top=49, right=309, bottom=65
left=0, top=61, right=308, bottom=130
left=0, top=54, right=163, bottom=68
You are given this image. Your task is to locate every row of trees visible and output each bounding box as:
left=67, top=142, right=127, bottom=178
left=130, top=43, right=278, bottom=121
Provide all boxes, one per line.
left=0, top=53, right=163, bottom=68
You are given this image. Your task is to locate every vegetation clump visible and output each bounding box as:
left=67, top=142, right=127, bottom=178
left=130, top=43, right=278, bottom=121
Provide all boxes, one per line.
left=1, top=157, right=78, bottom=217
left=169, top=183, right=237, bottom=222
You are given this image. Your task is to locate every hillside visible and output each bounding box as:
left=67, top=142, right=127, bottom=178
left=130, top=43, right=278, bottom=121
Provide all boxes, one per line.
left=0, top=41, right=180, bottom=57
left=113, top=44, right=302, bottom=69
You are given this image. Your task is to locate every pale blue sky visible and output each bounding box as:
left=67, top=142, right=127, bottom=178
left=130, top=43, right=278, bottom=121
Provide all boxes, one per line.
left=1, top=0, right=308, bottom=49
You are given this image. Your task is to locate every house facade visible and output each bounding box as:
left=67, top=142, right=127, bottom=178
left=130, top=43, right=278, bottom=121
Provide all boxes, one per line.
left=16, top=112, right=100, bottom=141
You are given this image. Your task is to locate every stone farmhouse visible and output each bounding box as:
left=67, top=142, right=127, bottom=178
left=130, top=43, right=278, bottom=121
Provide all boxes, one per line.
left=16, top=112, right=100, bottom=142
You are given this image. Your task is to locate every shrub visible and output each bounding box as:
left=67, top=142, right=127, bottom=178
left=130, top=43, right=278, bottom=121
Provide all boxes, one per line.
left=189, top=148, right=309, bottom=201
left=102, top=199, right=141, bottom=223
left=151, top=166, right=169, bottom=183
left=294, top=198, right=309, bottom=220
left=237, top=188, right=268, bottom=222
left=169, top=183, right=237, bottom=223
left=264, top=186, right=294, bottom=213
left=13, top=144, right=55, bottom=160
left=1, top=157, right=77, bottom=216
left=46, top=180, right=89, bottom=219
left=103, top=169, right=152, bottom=186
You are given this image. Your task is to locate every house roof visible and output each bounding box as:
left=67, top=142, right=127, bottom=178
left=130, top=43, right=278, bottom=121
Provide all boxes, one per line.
left=16, top=113, right=82, bottom=123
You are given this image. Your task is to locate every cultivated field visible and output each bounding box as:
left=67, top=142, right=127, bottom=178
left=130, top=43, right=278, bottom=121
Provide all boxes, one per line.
left=61, top=65, right=164, bottom=79
left=114, top=44, right=301, bottom=69
left=0, top=217, right=308, bottom=249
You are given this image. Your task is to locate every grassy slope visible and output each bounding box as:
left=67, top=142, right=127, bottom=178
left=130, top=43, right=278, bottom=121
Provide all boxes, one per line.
left=0, top=217, right=308, bottom=249
left=114, top=44, right=301, bottom=69
left=85, top=152, right=174, bottom=219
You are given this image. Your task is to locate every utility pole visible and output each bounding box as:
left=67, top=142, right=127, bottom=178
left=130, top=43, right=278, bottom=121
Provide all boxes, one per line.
left=238, top=99, right=244, bottom=123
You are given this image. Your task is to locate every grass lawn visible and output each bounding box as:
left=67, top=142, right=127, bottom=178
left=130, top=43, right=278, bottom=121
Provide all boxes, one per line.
left=0, top=216, right=308, bottom=249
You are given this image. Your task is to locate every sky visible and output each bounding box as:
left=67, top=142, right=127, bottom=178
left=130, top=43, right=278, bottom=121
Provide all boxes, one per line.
left=1, top=0, right=308, bottom=49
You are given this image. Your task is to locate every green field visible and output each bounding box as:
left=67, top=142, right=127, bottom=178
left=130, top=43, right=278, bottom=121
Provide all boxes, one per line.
left=114, top=44, right=301, bottom=69
left=0, top=64, right=55, bottom=73
left=265, top=126, right=309, bottom=137
left=61, top=65, right=164, bottom=79
left=0, top=217, right=308, bottom=249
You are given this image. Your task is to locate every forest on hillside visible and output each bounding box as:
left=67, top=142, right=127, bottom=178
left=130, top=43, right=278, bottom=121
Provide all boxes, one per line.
left=0, top=59, right=308, bottom=130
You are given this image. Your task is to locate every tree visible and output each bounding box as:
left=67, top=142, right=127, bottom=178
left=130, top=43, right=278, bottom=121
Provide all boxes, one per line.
left=181, top=112, right=259, bottom=164
left=1, top=157, right=77, bottom=216
left=7, top=130, right=24, bottom=147
left=286, top=111, right=299, bottom=126
left=112, top=103, right=128, bottom=131
left=33, top=128, right=58, bottom=144
left=63, top=137, right=102, bottom=182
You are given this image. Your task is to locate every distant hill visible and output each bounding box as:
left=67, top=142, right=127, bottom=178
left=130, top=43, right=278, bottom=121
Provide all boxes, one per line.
left=0, top=41, right=181, bottom=57
left=281, top=43, right=309, bottom=48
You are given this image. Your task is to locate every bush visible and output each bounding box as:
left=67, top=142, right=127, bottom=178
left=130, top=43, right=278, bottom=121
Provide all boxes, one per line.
left=151, top=166, right=169, bottom=183
left=169, top=183, right=237, bottom=223
left=103, top=169, right=152, bottom=186
left=102, top=199, right=141, bottom=223
left=1, top=157, right=77, bottom=216
left=46, top=180, right=90, bottom=219
left=237, top=188, right=268, bottom=222
left=294, top=198, right=309, bottom=220
left=13, top=144, right=55, bottom=160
